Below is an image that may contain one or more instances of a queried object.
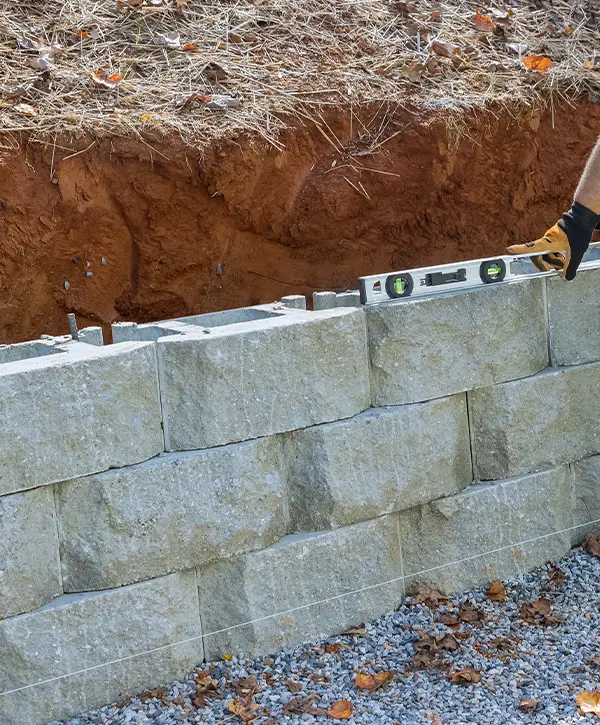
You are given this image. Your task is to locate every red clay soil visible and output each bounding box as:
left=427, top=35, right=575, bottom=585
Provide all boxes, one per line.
left=0, top=99, right=599, bottom=344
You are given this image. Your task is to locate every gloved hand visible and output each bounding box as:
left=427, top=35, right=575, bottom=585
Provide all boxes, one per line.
left=507, top=202, right=600, bottom=280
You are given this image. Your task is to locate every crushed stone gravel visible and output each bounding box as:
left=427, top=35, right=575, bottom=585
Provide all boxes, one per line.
left=50, top=545, right=600, bottom=725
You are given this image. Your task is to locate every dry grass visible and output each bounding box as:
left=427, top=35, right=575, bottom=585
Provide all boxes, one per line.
left=0, top=0, right=598, bottom=146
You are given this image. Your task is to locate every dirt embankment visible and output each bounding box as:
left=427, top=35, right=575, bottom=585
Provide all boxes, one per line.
left=0, top=99, right=598, bottom=344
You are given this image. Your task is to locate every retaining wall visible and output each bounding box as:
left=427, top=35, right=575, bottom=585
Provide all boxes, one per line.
left=1, top=274, right=599, bottom=725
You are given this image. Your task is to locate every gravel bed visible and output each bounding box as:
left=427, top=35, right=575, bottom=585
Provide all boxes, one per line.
left=51, top=545, right=600, bottom=725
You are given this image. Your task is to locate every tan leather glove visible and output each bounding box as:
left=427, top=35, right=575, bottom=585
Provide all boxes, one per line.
left=507, top=202, right=600, bottom=280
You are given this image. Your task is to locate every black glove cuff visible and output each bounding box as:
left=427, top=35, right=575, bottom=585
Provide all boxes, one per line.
left=560, top=201, right=600, bottom=233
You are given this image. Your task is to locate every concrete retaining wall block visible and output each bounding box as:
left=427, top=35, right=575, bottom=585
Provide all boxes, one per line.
left=284, top=394, right=472, bottom=530
left=469, top=362, right=600, bottom=480
left=0, top=342, right=164, bottom=497
left=547, top=269, right=600, bottom=366
left=366, top=279, right=548, bottom=406
left=398, top=466, right=572, bottom=593
left=57, top=438, right=287, bottom=591
left=0, top=571, right=202, bottom=725
left=198, top=515, right=403, bottom=660
left=0, top=488, right=62, bottom=619
left=571, top=455, right=600, bottom=545
left=158, top=308, right=370, bottom=451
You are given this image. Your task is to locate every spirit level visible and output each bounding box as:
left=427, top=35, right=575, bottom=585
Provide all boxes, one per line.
left=359, top=243, right=600, bottom=305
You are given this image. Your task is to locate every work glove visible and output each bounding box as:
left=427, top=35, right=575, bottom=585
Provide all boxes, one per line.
left=506, top=202, right=600, bottom=280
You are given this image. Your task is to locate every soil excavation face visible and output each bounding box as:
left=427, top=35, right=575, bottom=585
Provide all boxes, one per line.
left=0, top=100, right=598, bottom=344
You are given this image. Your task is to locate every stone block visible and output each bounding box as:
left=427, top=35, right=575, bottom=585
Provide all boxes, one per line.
left=280, top=295, right=307, bottom=310
left=57, top=437, right=286, bottom=591
left=0, top=342, right=163, bottom=497
left=336, top=291, right=361, bottom=307
left=571, top=456, right=600, bottom=545
left=284, top=394, right=472, bottom=530
left=0, top=488, right=61, bottom=619
left=398, top=467, right=572, bottom=594
left=469, top=363, right=600, bottom=480
left=198, top=515, right=403, bottom=660
left=547, top=269, right=600, bottom=366
left=0, top=571, right=202, bottom=725
left=366, top=279, right=548, bottom=405
left=313, top=291, right=337, bottom=310
left=158, top=308, right=370, bottom=450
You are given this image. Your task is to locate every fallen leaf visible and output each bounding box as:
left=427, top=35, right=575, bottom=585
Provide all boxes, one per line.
left=232, top=675, right=259, bottom=697
left=140, top=113, right=153, bottom=123
left=182, top=43, right=197, bottom=51
left=590, top=654, right=600, bottom=667
left=410, top=584, right=449, bottom=608
left=546, top=563, right=566, bottom=587
left=430, top=10, right=441, bottom=21
left=474, top=9, right=496, bottom=31
left=519, top=598, right=563, bottom=626
left=228, top=696, right=259, bottom=722
left=576, top=691, right=600, bottom=717
left=328, top=700, right=353, bottom=720
left=584, top=533, right=600, bottom=558
left=91, top=70, right=123, bottom=89
left=487, top=580, right=507, bottom=602
left=354, top=671, right=394, bottom=690
left=394, top=0, right=417, bottom=14
left=343, top=624, right=366, bottom=636
left=519, top=698, right=540, bottom=711
left=223, top=653, right=233, bottom=661
left=491, top=636, right=518, bottom=653
left=449, top=667, right=482, bottom=685
left=76, top=29, right=90, bottom=39
left=139, top=687, right=166, bottom=701
left=286, top=679, right=303, bottom=693
left=439, top=614, right=460, bottom=628
left=324, top=643, right=342, bottom=654
left=523, top=55, right=553, bottom=72
left=402, top=62, right=425, bottom=81
left=430, top=40, right=463, bottom=66
left=154, top=31, right=181, bottom=48
left=14, top=103, right=37, bottom=116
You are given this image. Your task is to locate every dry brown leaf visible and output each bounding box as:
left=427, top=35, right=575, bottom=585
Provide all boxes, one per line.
left=431, top=40, right=461, bottom=59
left=228, top=696, right=259, bottom=722
left=343, top=624, right=366, bottom=636
left=590, top=654, right=600, bottom=667
left=232, top=675, right=259, bottom=697
left=91, top=70, right=123, bottom=89
left=14, top=103, right=37, bottom=116
left=576, top=691, right=600, bottom=717
left=354, top=671, right=394, bottom=690
left=449, top=667, right=482, bottom=685
left=139, top=687, right=166, bottom=702
left=519, top=698, right=540, bottom=711
left=474, top=9, right=496, bottom=32
left=182, top=43, right=198, bottom=51
left=222, top=653, right=233, bottom=661
left=430, top=10, right=441, bottom=21
left=439, top=613, right=460, bottom=628
left=519, top=598, right=563, bottom=626
left=523, top=55, right=553, bottom=72
left=327, top=700, right=353, bottom=720
left=584, top=533, right=600, bottom=558
left=459, top=603, right=484, bottom=625
left=284, top=695, right=327, bottom=716
left=394, top=1, right=417, bottom=14
left=487, top=580, right=507, bottom=602
left=324, top=643, right=342, bottom=654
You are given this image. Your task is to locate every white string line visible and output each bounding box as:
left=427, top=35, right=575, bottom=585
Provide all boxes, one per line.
left=1, top=516, right=598, bottom=699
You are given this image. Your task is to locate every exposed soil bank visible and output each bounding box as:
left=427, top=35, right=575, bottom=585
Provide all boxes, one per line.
left=0, top=100, right=598, bottom=344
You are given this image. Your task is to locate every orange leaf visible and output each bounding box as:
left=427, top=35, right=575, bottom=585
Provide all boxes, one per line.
left=576, top=691, right=600, bottom=716
left=354, top=671, right=394, bottom=690
left=474, top=9, right=496, bottom=31
left=76, top=29, right=90, bottom=39
left=523, top=55, right=552, bottom=72
left=487, top=580, right=507, bottom=601
left=91, top=70, right=123, bottom=89
left=14, top=103, right=38, bottom=116
left=327, top=700, right=353, bottom=720
left=182, top=43, right=197, bottom=51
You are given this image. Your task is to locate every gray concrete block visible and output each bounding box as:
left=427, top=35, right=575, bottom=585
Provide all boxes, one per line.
left=313, top=291, right=337, bottom=310
left=78, top=326, right=104, bottom=346
left=198, top=515, right=403, bottom=660
left=284, top=395, right=472, bottom=530
left=469, top=363, right=600, bottom=480
left=366, top=279, right=548, bottom=405
left=280, top=295, right=307, bottom=310
left=547, top=269, right=600, bottom=366
left=0, top=571, right=202, bottom=725
left=158, top=308, right=370, bottom=451
left=0, top=488, right=62, bottom=619
left=0, top=342, right=164, bottom=497
left=336, top=291, right=361, bottom=308
left=398, top=467, right=572, bottom=594
left=571, top=456, right=600, bottom=545
left=57, top=438, right=286, bottom=591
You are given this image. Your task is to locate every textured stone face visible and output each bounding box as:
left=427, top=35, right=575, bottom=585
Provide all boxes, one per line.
left=57, top=437, right=286, bottom=591
left=571, top=455, right=600, bottom=544
left=547, top=269, right=600, bottom=367
left=284, top=395, right=472, bottom=530
left=0, top=571, right=202, bottom=725
left=0, top=488, right=62, bottom=619
left=0, top=342, right=164, bottom=497
left=366, top=279, right=548, bottom=406
left=469, top=363, right=600, bottom=480
left=198, top=515, right=403, bottom=660
left=398, top=467, right=572, bottom=593
left=157, top=308, right=370, bottom=451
